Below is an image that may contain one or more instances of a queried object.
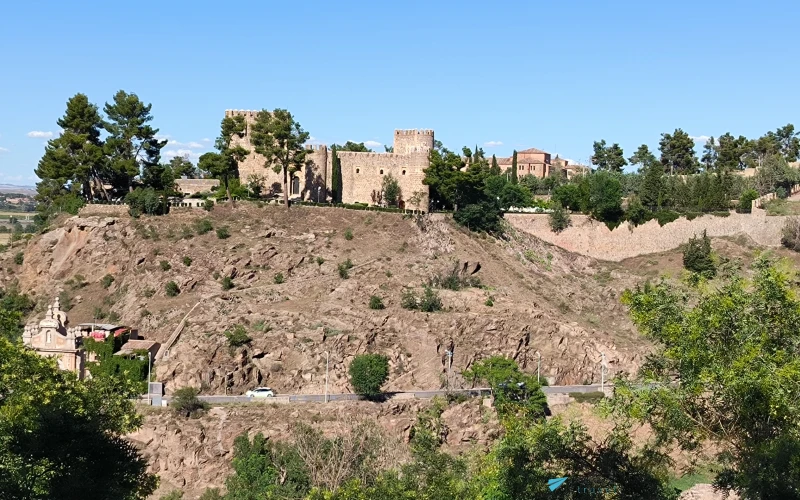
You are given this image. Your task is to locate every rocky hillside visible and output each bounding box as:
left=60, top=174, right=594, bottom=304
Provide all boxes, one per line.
left=5, top=204, right=652, bottom=395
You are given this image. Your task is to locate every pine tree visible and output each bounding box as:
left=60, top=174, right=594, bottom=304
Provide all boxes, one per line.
left=511, top=150, right=518, bottom=184
left=490, top=154, right=500, bottom=175
left=331, top=146, right=342, bottom=203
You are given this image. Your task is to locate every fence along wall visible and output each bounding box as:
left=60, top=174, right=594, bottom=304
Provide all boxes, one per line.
left=506, top=210, right=788, bottom=261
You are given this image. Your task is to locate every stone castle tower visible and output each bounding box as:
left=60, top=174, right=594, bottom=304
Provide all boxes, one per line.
left=224, top=109, right=431, bottom=210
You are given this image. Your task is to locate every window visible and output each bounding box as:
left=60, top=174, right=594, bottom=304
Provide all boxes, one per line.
left=380, top=169, right=384, bottom=175
left=356, top=168, right=360, bottom=174
left=402, top=170, right=406, bottom=175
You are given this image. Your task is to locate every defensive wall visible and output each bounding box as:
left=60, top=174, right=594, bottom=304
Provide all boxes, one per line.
left=78, top=204, right=129, bottom=217
left=224, top=110, right=431, bottom=207
left=506, top=210, right=788, bottom=261
left=174, top=178, right=220, bottom=196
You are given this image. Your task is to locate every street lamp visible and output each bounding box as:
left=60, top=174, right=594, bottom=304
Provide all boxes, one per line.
left=535, top=351, right=541, bottom=384
left=324, top=351, right=329, bottom=403
left=138, top=351, right=152, bottom=405
left=600, top=352, right=606, bottom=392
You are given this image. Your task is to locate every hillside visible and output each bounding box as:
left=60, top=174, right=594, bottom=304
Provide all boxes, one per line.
left=5, top=204, right=653, bottom=395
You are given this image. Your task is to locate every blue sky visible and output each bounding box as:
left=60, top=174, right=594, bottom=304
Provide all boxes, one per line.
left=1, top=0, right=798, bottom=185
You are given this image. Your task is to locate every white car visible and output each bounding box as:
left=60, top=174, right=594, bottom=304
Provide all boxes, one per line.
left=246, top=387, right=275, bottom=398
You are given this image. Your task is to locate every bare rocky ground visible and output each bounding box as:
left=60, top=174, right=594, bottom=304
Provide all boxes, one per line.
left=3, top=204, right=776, bottom=498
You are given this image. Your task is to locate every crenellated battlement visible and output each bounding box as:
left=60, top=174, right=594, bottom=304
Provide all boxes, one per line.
left=394, top=129, right=434, bottom=136
left=335, top=151, right=387, bottom=158
left=225, top=109, right=261, bottom=118
left=305, top=144, right=327, bottom=151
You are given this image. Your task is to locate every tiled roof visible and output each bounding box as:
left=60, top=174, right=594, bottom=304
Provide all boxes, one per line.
left=115, top=340, right=159, bottom=355
left=518, top=147, right=549, bottom=154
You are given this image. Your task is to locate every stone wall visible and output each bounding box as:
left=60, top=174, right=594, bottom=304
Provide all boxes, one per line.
left=175, top=178, right=220, bottom=196
left=507, top=211, right=788, bottom=261
left=78, top=204, right=129, bottom=217
left=336, top=150, right=429, bottom=209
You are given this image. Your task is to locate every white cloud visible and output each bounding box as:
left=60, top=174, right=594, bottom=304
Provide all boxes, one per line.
left=364, top=140, right=382, bottom=149
left=167, top=139, right=210, bottom=149
left=690, top=135, right=711, bottom=143
left=0, top=147, right=9, bottom=153
left=484, top=141, right=503, bottom=148
left=27, top=131, right=53, bottom=138
left=202, top=138, right=211, bottom=143
left=155, top=133, right=171, bottom=140
left=0, top=172, right=24, bottom=181
left=164, top=149, right=202, bottom=160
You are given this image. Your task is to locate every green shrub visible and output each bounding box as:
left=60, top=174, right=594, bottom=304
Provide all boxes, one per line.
left=225, top=325, right=252, bottom=348
left=429, top=262, right=481, bottom=290
left=419, top=286, right=443, bottom=312
left=216, top=226, right=230, bottom=239
left=183, top=256, right=192, bottom=267
left=160, top=260, right=171, bottom=271
left=338, top=259, right=354, bottom=279
left=569, top=391, right=605, bottom=404
left=58, top=290, right=73, bottom=311
left=101, top=274, right=115, bottom=289
left=548, top=205, right=572, bottom=233
left=654, top=210, right=680, bottom=226
left=738, top=188, right=759, bottom=213
left=682, top=230, right=716, bottom=279
left=213, top=271, right=221, bottom=280
left=142, top=287, right=155, bottom=298
left=273, top=272, right=285, bottom=284
left=315, top=256, right=325, bottom=266
left=171, top=387, right=208, bottom=417
left=781, top=218, right=800, bottom=252
left=369, top=295, right=385, bottom=310
left=165, top=281, right=180, bottom=297
left=344, top=228, right=354, bottom=240
left=159, top=490, right=184, bottom=500
left=453, top=201, right=503, bottom=234
left=125, top=187, right=166, bottom=217
left=194, top=218, right=213, bottom=235
left=624, top=196, right=651, bottom=227
left=349, top=353, right=389, bottom=398
left=401, top=289, right=418, bottom=310
left=221, top=276, right=234, bottom=290
left=485, top=298, right=494, bottom=307
left=108, top=311, right=120, bottom=322
left=180, top=225, right=194, bottom=239
left=203, top=199, right=214, bottom=211
left=13, top=252, right=23, bottom=265
left=92, top=307, right=108, bottom=320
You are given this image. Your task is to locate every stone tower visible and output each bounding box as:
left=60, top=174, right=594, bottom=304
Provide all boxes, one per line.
left=393, top=129, right=435, bottom=155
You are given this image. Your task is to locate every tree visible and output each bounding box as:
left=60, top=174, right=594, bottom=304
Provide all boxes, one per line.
left=628, top=144, right=657, bottom=172
left=462, top=356, right=547, bottom=422
left=617, top=258, right=800, bottom=499
left=0, top=337, right=157, bottom=499
left=774, top=123, right=800, bottom=162
left=592, top=140, right=627, bottom=172
left=171, top=387, right=209, bottom=417
left=639, top=162, right=664, bottom=208
left=202, top=115, right=249, bottom=204
left=225, top=432, right=310, bottom=500
left=0, top=284, right=34, bottom=342
left=716, top=133, right=750, bottom=171
left=35, top=93, right=107, bottom=202
left=700, top=136, right=717, bottom=171
left=250, top=109, right=309, bottom=210
left=453, top=201, right=503, bottom=233
left=349, top=354, right=389, bottom=398
left=103, top=90, right=167, bottom=194
left=510, top=150, right=518, bottom=184
left=382, top=174, right=401, bottom=207
left=584, top=171, right=624, bottom=223
left=490, top=154, right=500, bottom=175
left=659, top=128, right=698, bottom=175
left=331, top=146, right=342, bottom=203
left=682, top=230, right=715, bottom=278
left=168, top=155, right=197, bottom=179
left=332, top=141, right=371, bottom=153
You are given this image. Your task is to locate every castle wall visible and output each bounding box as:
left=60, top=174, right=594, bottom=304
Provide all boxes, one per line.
left=175, top=178, right=220, bottom=196
left=337, top=151, right=429, bottom=209
left=393, top=129, right=434, bottom=155
left=506, top=210, right=787, bottom=261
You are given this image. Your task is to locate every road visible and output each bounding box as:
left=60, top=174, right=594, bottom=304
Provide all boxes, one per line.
left=156, top=385, right=609, bottom=405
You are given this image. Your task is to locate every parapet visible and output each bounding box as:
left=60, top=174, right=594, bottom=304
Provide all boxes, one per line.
left=305, top=144, right=328, bottom=151
left=224, top=109, right=261, bottom=119
left=394, top=129, right=434, bottom=136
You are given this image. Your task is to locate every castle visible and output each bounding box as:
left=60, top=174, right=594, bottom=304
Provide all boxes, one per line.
left=225, top=110, right=433, bottom=210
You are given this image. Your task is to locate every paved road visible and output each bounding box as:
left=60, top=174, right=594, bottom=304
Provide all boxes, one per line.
left=157, top=385, right=609, bottom=405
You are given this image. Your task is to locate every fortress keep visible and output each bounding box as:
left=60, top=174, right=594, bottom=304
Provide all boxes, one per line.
left=225, top=110, right=432, bottom=210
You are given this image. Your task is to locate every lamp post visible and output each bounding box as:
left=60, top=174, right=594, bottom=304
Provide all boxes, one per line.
left=324, top=351, right=329, bottom=403
left=138, top=351, right=152, bottom=405
left=600, top=352, right=606, bottom=392
left=445, top=350, right=453, bottom=389
left=536, top=351, right=541, bottom=384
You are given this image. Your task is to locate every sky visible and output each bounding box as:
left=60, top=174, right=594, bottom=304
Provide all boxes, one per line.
left=1, top=0, right=799, bottom=186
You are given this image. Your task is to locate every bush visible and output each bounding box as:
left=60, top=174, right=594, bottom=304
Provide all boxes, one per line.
left=369, top=295, right=385, bottom=310
left=183, top=256, right=192, bottom=267
left=344, top=228, right=354, bottom=240
left=160, top=260, right=171, bottom=271
left=316, top=256, right=325, bottom=266
left=419, top=286, right=443, bottom=312
left=216, top=227, right=230, bottom=239
left=13, top=252, right=23, bottom=265
left=429, top=262, right=481, bottom=290
left=225, top=325, right=252, bottom=348
left=683, top=230, right=716, bottom=279
left=194, top=218, right=213, bottom=235
left=781, top=218, right=800, bottom=252
left=401, top=289, right=418, bottom=310
left=383, top=174, right=402, bottom=207
left=221, top=276, right=234, bottom=290
left=654, top=210, right=680, bottom=226
left=485, top=298, right=494, bottom=307
left=624, top=196, right=651, bottom=227
left=273, top=272, right=285, bottom=284
left=101, top=274, right=115, bottom=289
left=171, top=387, right=209, bottom=417
left=349, top=354, right=389, bottom=398
left=338, top=259, right=354, bottom=279
left=548, top=205, right=572, bottom=233
left=738, top=189, right=759, bottom=213
left=165, top=281, right=180, bottom=297
left=453, top=201, right=503, bottom=234
left=125, top=187, right=166, bottom=217
left=203, top=199, right=214, bottom=211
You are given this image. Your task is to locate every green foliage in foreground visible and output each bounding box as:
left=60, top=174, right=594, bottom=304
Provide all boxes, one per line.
left=614, top=257, right=800, bottom=499
left=0, top=337, right=157, bottom=499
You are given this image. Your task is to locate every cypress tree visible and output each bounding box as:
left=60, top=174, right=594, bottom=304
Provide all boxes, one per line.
left=491, top=154, right=500, bottom=175
left=331, top=146, right=342, bottom=203
left=511, top=150, right=518, bottom=184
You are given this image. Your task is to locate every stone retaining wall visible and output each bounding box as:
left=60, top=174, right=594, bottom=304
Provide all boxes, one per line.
left=507, top=211, right=789, bottom=261
left=78, top=204, right=129, bottom=217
